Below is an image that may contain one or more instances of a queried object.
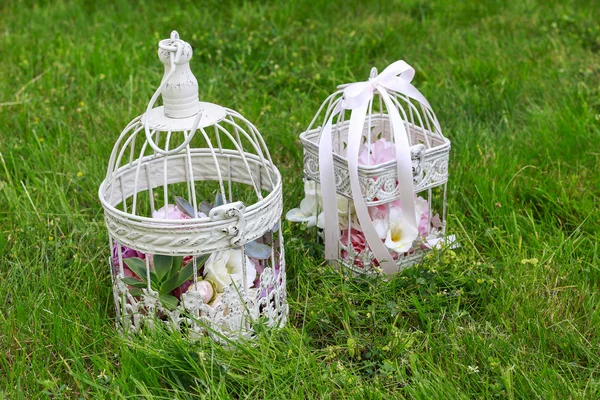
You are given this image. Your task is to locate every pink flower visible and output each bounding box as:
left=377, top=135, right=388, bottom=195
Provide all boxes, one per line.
left=253, top=259, right=281, bottom=299
left=415, top=197, right=430, bottom=237
left=341, top=250, right=365, bottom=269
left=152, top=204, right=203, bottom=220
left=172, top=280, right=193, bottom=299
left=431, top=213, right=442, bottom=229
left=340, top=228, right=367, bottom=253
left=184, top=281, right=214, bottom=304
left=340, top=228, right=367, bottom=268
left=358, top=138, right=395, bottom=166
left=112, top=243, right=146, bottom=275
left=369, top=200, right=401, bottom=220
left=111, top=244, right=146, bottom=296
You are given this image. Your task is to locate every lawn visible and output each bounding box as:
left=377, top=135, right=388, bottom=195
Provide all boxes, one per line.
left=0, top=0, right=599, bottom=398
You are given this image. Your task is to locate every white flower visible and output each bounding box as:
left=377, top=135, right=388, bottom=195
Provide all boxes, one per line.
left=316, top=211, right=325, bottom=229
left=384, top=208, right=418, bottom=253
left=373, top=216, right=389, bottom=239
left=286, top=196, right=319, bottom=227
left=335, top=195, right=361, bottom=229
left=287, top=181, right=359, bottom=230
left=286, top=180, right=321, bottom=227
left=370, top=196, right=429, bottom=241
left=203, top=249, right=256, bottom=292
left=317, top=194, right=359, bottom=230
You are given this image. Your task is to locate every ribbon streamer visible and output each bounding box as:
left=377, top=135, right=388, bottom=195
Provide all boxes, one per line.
left=318, top=60, right=438, bottom=275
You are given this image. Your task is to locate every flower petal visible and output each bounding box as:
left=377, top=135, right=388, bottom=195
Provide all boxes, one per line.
left=286, top=208, right=310, bottom=222
left=316, top=212, right=325, bottom=229
left=305, top=215, right=318, bottom=228
left=299, top=196, right=318, bottom=215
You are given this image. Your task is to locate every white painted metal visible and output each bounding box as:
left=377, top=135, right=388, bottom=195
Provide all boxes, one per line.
left=298, top=68, right=454, bottom=275
left=99, top=31, right=287, bottom=341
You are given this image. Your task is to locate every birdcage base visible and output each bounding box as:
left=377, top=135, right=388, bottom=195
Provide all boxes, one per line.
left=111, top=259, right=288, bottom=342
left=333, top=233, right=458, bottom=276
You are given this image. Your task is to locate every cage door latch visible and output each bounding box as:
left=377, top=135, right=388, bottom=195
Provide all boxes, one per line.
left=209, top=202, right=247, bottom=246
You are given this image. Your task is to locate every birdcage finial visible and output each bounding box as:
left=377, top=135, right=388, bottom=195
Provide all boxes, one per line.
left=157, top=32, right=200, bottom=119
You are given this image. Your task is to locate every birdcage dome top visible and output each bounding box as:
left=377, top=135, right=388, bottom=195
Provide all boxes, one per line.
left=98, top=31, right=282, bottom=256
left=300, top=64, right=449, bottom=172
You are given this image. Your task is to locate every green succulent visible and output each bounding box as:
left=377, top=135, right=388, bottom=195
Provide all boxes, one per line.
left=122, top=254, right=209, bottom=310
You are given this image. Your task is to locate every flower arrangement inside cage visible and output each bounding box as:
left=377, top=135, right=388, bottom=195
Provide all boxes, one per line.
left=98, top=31, right=287, bottom=340
left=287, top=62, right=454, bottom=275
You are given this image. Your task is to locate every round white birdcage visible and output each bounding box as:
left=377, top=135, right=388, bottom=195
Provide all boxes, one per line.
left=98, top=31, right=287, bottom=340
left=288, top=61, right=455, bottom=275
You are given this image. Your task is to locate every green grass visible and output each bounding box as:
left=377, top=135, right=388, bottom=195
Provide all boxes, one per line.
left=1, top=0, right=599, bottom=398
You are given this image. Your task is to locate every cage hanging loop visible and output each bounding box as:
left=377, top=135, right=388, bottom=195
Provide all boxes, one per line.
left=369, top=67, right=378, bottom=80
left=143, top=31, right=202, bottom=155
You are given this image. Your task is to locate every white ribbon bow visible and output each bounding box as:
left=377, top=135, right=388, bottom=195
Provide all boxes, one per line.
left=318, top=60, right=438, bottom=274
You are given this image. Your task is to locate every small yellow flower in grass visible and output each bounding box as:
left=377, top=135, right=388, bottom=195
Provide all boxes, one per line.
left=476, top=278, right=484, bottom=284
left=99, top=74, right=106, bottom=80
left=38, top=137, right=44, bottom=142
left=521, top=258, right=539, bottom=265
left=48, top=236, right=54, bottom=241
left=77, top=171, right=83, bottom=178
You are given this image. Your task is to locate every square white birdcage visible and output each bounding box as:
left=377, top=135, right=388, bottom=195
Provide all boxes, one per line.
left=288, top=62, right=454, bottom=275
